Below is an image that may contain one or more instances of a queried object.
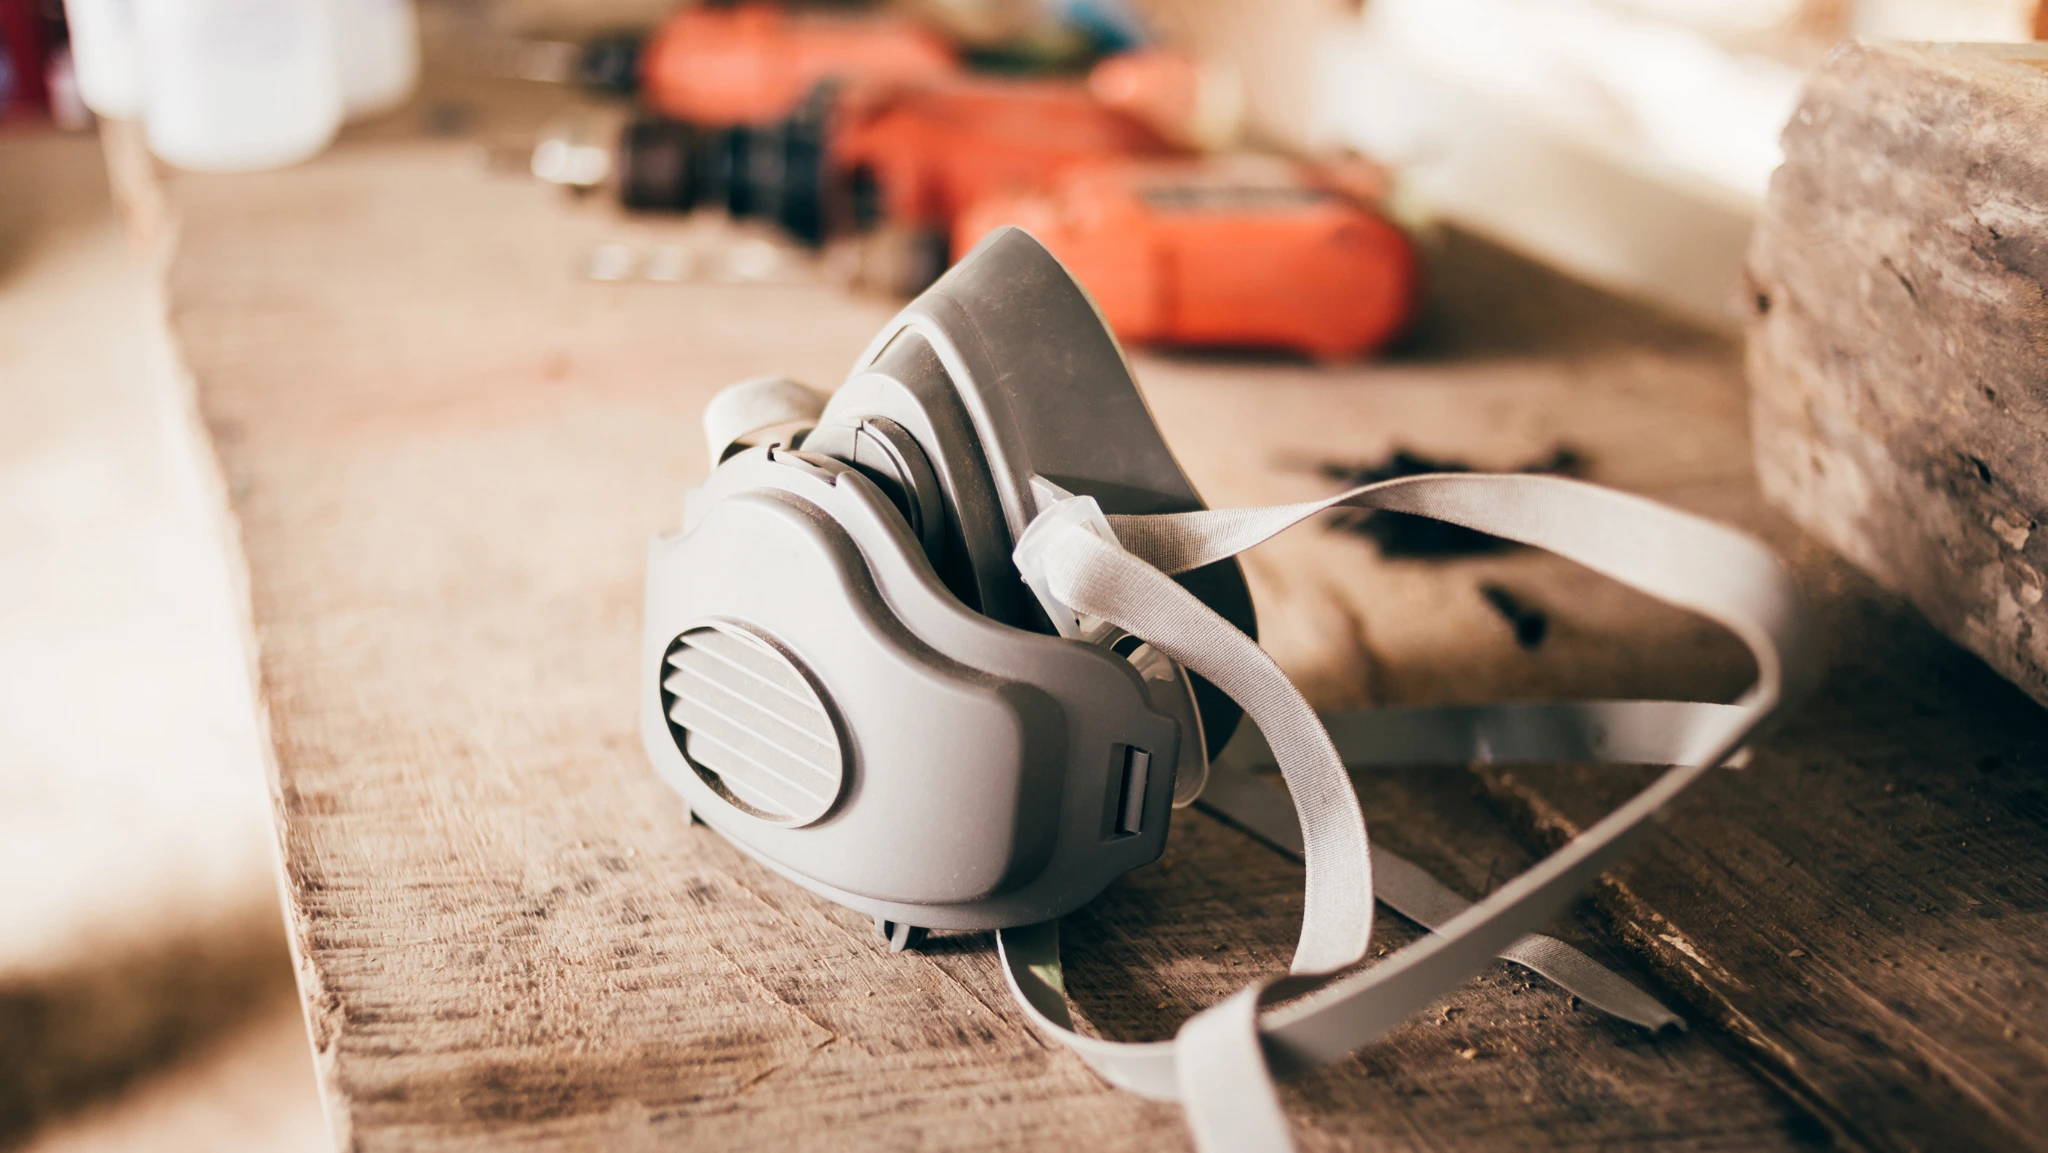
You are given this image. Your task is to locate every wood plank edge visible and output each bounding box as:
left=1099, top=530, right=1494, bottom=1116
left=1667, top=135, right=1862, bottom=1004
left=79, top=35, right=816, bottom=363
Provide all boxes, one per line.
left=106, top=122, right=349, bottom=1152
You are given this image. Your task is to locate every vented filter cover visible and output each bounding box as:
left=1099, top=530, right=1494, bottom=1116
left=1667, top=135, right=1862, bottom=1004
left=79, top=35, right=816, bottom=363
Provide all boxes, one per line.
left=661, top=623, right=844, bottom=827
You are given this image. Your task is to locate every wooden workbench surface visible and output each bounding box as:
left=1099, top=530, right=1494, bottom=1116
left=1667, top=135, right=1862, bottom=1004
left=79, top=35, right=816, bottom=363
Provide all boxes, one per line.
left=132, top=69, right=2048, bottom=1153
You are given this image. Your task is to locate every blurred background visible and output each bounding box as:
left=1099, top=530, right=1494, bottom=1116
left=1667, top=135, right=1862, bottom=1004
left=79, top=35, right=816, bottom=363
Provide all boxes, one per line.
left=1, top=0, right=2043, bottom=1149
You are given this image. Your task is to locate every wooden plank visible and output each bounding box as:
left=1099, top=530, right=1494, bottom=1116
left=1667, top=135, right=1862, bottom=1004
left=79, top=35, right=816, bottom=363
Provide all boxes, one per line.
left=1214, top=256, right=2048, bottom=1146
left=132, top=68, right=1853, bottom=1149
left=1475, top=585, right=2048, bottom=1153
left=1748, top=40, right=2048, bottom=709
left=1685, top=48, right=2048, bottom=1145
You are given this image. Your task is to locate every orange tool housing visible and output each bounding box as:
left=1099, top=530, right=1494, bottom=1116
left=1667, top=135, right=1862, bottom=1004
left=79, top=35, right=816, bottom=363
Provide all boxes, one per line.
left=956, top=158, right=1421, bottom=361
left=828, top=76, right=1186, bottom=238
left=639, top=3, right=959, bottom=125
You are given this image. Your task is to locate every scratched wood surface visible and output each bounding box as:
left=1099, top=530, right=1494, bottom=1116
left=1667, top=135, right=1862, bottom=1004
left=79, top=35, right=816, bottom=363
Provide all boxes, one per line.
left=133, top=59, right=2045, bottom=1153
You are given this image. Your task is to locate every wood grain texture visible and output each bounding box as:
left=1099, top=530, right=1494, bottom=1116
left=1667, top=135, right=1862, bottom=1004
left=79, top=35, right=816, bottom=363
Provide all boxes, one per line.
left=1748, top=40, right=2048, bottom=708
left=1476, top=584, right=2048, bottom=1153
left=137, top=60, right=2043, bottom=1153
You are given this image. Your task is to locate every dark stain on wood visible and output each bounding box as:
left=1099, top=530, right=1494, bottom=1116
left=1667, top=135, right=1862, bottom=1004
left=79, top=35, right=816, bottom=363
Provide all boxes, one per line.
left=1312, top=446, right=1587, bottom=558
left=1478, top=582, right=1549, bottom=649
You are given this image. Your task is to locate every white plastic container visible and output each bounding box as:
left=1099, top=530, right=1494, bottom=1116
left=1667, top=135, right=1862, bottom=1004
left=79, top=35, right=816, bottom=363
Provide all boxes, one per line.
left=332, top=0, right=419, bottom=121
left=137, top=0, right=342, bottom=172
left=61, top=0, right=143, bottom=119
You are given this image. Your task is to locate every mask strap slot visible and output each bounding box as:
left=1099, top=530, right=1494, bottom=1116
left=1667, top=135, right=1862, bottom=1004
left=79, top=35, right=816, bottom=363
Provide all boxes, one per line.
left=999, top=471, right=1810, bottom=1151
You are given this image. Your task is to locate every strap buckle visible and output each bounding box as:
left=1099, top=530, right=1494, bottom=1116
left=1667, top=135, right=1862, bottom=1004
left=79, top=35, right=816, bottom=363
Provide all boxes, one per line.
left=1013, top=477, right=1120, bottom=640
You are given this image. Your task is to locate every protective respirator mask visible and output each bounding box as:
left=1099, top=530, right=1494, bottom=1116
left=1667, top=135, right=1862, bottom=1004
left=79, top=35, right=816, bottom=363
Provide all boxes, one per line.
left=641, top=229, right=1810, bottom=1150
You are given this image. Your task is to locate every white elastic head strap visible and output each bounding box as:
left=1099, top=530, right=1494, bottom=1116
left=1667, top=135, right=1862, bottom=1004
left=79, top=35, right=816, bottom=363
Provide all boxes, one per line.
left=1000, top=471, right=1809, bottom=1152
left=701, top=375, right=828, bottom=463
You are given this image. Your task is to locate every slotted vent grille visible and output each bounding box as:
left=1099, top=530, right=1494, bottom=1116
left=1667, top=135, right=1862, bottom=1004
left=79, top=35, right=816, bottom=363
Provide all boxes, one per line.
left=661, top=624, right=844, bottom=826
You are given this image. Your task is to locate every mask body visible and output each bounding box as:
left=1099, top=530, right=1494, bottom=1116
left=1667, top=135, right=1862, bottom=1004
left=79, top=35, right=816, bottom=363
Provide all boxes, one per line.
left=643, top=228, right=1240, bottom=930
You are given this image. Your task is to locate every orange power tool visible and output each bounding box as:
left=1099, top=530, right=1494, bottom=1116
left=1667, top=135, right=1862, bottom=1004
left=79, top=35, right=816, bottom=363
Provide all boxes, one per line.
left=637, top=3, right=959, bottom=125
left=532, top=64, right=1196, bottom=285
left=589, top=68, right=1193, bottom=257
left=955, top=157, right=1421, bottom=361
left=822, top=73, right=1185, bottom=242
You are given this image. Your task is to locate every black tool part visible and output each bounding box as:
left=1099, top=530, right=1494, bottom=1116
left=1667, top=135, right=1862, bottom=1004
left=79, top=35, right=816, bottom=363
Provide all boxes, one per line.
left=617, top=118, right=702, bottom=212
left=617, top=82, right=844, bottom=242
left=896, top=225, right=952, bottom=296
left=875, top=917, right=927, bottom=952
left=764, top=80, right=839, bottom=247
left=700, top=81, right=842, bottom=245
left=847, top=165, right=884, bottom=232
left=708, top=126, right=752, bottom=217
left=576, top=31, right=644, bottom=96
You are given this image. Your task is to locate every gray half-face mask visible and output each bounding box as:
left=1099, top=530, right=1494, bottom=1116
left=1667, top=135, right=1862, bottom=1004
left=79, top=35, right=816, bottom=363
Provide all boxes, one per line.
left=641, top=228, right=1812, bottom=1150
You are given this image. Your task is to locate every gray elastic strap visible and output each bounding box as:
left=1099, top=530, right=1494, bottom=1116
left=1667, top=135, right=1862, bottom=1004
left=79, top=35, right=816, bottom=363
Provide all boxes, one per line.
left=997, top=471, right=1807, bottom=1150
left=1198, top=756, right=1681, bottom=1032
left=1229, top=699, right=1758, bottom=771
left=1206, top=696, right=1729, bottom=1029
left=1176, top=980, right=1290, bottom=1153
left=702, top=376, right=827, bottom=463
left=1035, top=529, right=1374, bottom=974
